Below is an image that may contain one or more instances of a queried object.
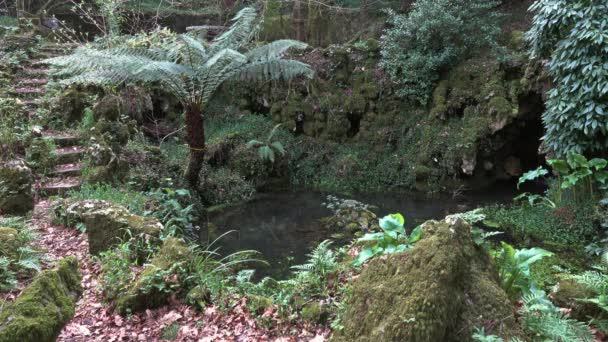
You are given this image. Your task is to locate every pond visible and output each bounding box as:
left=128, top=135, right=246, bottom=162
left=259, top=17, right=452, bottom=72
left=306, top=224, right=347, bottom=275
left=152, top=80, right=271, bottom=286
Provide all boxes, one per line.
left=203, top=181, right=524, bottom=279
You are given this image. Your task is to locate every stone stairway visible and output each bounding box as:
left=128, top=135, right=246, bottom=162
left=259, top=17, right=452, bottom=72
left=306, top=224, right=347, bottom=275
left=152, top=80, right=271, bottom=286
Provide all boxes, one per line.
left=13, top=43, right=85, bottom=196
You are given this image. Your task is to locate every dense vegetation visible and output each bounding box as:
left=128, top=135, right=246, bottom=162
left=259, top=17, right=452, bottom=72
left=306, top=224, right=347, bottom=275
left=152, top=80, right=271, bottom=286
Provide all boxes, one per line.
left=1, top=0, right=607, bottom=340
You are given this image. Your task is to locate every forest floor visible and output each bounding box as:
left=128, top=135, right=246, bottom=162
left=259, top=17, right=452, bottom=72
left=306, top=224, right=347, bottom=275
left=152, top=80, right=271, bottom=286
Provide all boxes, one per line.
left=19, top=200, right=328, bottom=342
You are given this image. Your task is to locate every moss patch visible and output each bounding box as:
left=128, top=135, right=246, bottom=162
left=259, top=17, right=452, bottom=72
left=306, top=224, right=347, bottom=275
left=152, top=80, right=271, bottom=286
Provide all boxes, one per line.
left=0, top=257, right=82, bottom=342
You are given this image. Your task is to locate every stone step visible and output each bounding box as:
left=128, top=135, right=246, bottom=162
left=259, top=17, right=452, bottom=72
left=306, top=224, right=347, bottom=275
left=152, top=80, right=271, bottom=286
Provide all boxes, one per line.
left=40, top=177, right=81, bottom=196
left=20, top=68, right=50, bottom=77
left=50, top=163, right=84, bottom=177
left=11, top=87, right=43, bottom=99
left=21, top=98, right=41, bottom=108
left=42, top=132, right=83, bottom=147
left=17, top=78, right=48, bottom=87
left=53, top=146, right=86, bottom=164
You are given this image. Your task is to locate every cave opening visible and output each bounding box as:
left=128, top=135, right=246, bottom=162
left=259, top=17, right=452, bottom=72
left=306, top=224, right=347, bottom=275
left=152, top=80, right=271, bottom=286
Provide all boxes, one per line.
left=472, top=92, right=546, bottom=188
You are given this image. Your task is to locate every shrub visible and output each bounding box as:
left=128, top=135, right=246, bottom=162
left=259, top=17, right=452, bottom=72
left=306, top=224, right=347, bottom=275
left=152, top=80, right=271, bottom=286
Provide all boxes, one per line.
left=527, top=0, right=608, bottom=156
left=380, top=0, right=502, bottom=105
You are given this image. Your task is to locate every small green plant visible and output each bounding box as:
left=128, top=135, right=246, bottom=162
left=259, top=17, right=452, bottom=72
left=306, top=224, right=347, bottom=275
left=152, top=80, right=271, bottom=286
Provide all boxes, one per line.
left=246, top=124, right=286, bottom=163
left=519, top=287, right=594, bottom=341
left=352, top=213, right=422, bottom=266
left=161, top=323, right=180, bottom=341
left=80, top=107, right=95, bottom=131
left=97, top=242, right=135, bottom=302
left=145, top=188, right=194, bottom=239
left=0, top=257, right=17, bottom=292
left=491, top=242, right=553, bottom=299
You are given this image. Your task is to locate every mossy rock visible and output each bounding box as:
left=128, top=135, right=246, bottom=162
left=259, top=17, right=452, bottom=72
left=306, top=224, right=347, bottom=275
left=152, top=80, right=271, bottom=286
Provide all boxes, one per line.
left=93, top=94, right=123, bottom=121
left=301, top=301, right=329, bottom=324
left=115, top=238, right=191, bottom=314
left=321, top=207, right=378, bottom=238
left=551, top=278, right=602, bottom=321
left=331, top=217, right=524, bottom=342
left=56, top=88, right=88, bottom=122
left=247, top=294, right=273, bottom=314
left=82, top=204, right=163, bottom=255
left=0, top=160, right=34, bottom=215
left=0, top=257, right=82, bottom=342
left=0, top=227, right=18, bottom=257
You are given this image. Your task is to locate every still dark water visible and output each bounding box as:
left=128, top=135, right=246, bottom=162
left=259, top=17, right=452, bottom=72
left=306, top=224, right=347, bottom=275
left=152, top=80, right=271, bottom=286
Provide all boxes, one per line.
left=205, top=183, right=521, bottom=279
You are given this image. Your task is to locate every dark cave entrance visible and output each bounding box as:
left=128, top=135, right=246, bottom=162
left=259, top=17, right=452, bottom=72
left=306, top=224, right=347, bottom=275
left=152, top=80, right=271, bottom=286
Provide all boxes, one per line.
left=472, top=92, right=546, bottom=188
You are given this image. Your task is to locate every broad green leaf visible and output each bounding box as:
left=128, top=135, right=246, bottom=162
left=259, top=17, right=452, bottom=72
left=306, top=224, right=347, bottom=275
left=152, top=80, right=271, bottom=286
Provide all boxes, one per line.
left=547, top=159, right=569, bottom=174
left=409, top=226, right=423, bottom=243
left=589, top=158, right=608, bottom=170
left=517, top=167, right=548, bottom=189
left=567, top=153, right=589, bottom=169
left=352, top=248, right=376, bottom=266
left=379, top=214, right=405, bottom=234
left=270, top=141, right=286, bottom=156
left=358, top=232, right=385, bottom=242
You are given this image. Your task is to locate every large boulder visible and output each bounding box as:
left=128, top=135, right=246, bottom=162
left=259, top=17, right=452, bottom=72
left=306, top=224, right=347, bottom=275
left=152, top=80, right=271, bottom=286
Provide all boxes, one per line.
left=332, top=217, right=524, bottom=342
left=68, top=201, right=163, bottom=255
left=0, top=257, right=82, bottom=342
left=116, top=237, right=192, bottom=313
left=0, top=160, right=34, bottom=215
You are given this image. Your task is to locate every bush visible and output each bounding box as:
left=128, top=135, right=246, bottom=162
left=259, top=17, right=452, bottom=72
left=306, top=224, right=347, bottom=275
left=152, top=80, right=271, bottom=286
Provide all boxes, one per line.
left=380, top=0, right=502, bottom=105
left=527, top=0, right=608, bottom=156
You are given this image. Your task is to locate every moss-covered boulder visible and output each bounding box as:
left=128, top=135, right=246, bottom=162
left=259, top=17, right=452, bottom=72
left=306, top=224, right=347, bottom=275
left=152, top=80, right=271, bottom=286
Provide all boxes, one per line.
left=321, top=207, right=378, bottom=239
left=115, top=238, right=191, bottom=314
left=0, top=160, right=34, bottom=215
left=55, top=88, right=88, bottom=122
left=551, top=278, right=601, bottom=321
left=82, top=204, right=163, bottom=255
left=0, top=257, right=82, bottom=342
left=332, top=217, right=523, bottom=342
left=0, top=227, right=18, bottom=257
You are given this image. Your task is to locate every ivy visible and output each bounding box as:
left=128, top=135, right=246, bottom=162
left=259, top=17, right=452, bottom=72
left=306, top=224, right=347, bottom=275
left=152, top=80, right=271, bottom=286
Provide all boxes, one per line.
left=527, top=0, right=608, bottom=156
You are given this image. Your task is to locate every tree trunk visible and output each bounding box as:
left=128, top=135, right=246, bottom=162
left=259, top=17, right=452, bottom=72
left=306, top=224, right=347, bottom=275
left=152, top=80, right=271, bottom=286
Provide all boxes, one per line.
left=184, top=105, right=205, bottom=189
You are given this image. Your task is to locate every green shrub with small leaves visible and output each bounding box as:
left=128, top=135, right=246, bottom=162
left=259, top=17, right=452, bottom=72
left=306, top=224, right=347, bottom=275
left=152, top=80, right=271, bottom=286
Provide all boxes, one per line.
left=380, top=0, right=502, bottom=105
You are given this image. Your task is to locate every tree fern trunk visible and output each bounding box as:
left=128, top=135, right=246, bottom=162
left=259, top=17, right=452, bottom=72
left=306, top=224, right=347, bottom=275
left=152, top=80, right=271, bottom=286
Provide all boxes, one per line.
left=185, top=105, right=205, bottom=189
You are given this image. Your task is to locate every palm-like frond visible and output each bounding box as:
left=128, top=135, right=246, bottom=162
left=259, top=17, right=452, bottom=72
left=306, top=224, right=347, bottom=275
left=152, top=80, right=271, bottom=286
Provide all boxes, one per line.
left=45, top=7, right=313, bottom=108
left=246, top=40, right=308, bottom=61
left=210, top=7, right=257, bottom=53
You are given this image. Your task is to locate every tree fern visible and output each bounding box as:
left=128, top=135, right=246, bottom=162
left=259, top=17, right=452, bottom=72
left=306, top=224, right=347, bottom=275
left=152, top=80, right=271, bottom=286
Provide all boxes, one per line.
left=45, top=7, right=313, bottom=188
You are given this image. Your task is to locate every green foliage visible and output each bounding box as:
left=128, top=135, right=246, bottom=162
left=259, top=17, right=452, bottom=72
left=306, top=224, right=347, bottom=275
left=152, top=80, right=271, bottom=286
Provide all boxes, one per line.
left=352, top=213, right=421, bottom=266
left=97, top=242, right=135, bottom=302
left=46, top=8, right=313, bottom=110
left=0, top=218, right=42, bottom=292
left=527, top=0, right=608, bottom=156
left=485, top=196, right=598, bottom=247
left=80, top=107, right=95, bottom=131
left=145, top=188, right=195, bottom=239
left=0, top=98, right=29, bottom=160
left=246, top=124, right=286, bottom=164
left=519, top=288, right=594, bottom=341
left=67, top=183, right=148, bottom=215
left=491, top=242, right=553, bottom=299
left=380, top=0, right=501, bottom=105
left=25, top=138, right=57, bottom=174
left=570, top=265, right=608, bottom=313
left=161, top=323, right=180, bottom=341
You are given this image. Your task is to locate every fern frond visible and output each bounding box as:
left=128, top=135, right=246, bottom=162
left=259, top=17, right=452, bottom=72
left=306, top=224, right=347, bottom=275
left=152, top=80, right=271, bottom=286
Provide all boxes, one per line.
left=210, top=7, right=257, bottom=53
left=230, top=59, right=314, bottom=83
left=246, top=40, right=308, bottom=61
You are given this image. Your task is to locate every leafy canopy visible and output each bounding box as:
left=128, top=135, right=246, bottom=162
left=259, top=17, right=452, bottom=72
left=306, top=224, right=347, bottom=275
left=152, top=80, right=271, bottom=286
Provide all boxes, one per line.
left=527, top=0, right=608, bottom=156
left=380, top=0, right=502, bottom=105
